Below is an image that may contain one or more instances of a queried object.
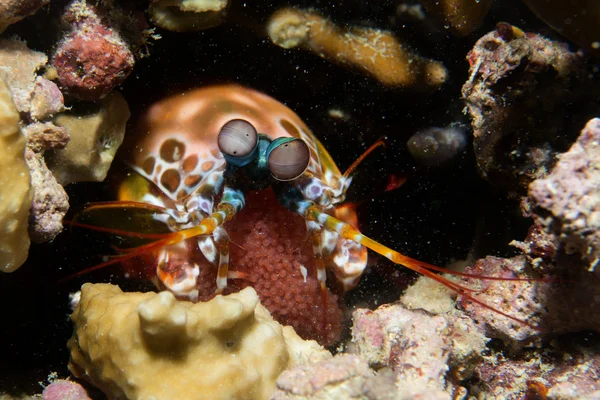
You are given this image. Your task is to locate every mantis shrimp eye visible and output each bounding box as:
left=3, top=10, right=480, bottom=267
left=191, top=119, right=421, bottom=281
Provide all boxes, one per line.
left=218, top=119, right=259, bottom=157
left=268, top=138, right=310, bottom=181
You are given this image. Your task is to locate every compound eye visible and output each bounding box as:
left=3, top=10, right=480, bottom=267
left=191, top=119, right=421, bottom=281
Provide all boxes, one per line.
left=217, top=119, right=258, bottom=157
left=268, top=139, right=310, bottom=181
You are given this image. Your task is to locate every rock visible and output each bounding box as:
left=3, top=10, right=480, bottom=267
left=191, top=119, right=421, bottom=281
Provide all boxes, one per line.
left=0, top=0, right=49, bottom=33
left=30, top=76, right=65, bottom=121
left=272, top=354, right=380, bottom=400
left=0, top=38, right=47, bottom=114
left=529, top=118, right=600, bottom=271
left=462, top=23, right=595, bottom=194
left=25, top=150, right=69, bottom=243
left=52, top=0, right=135, bottom=101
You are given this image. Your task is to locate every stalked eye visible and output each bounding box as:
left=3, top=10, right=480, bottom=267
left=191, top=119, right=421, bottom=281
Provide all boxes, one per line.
left=217, top=119, right=258, bottom=157
left=268, top=138, right=310, bottom=181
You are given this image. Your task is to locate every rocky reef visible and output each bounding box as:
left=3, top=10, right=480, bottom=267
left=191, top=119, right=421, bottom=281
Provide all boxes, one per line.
left=1, top=0, right=600, bottom=399
left=462, top=23, right=597, bottom=195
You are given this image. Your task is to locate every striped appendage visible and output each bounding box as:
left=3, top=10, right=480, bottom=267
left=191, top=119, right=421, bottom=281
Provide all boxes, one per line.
left=304, top=204, right=545, bottom=329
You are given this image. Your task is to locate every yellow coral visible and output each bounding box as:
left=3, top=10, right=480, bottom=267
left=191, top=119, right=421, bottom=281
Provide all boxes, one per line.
left=0, top=78, right=32, bottom=272
left=68, top=284, right=329, bottom=400
left=267, top=8, right=447, bottom=89
left=149, top=0, right=229, bottom=31
left=47, top=91, right=129, bottom=184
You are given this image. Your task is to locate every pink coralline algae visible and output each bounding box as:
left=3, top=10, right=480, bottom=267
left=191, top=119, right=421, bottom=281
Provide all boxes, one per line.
left=43, top=379, right=91, bottom=400
left=461, top=253, right=600, bottom=346
left=472, top=336, right=600, bottom=399
left=529, top=118, right=600, bottom=272
left=25, top=149, right=69, bottom=243
left=460, top=256, right=546, bottom=343
left=350, top=302, right=488, bottom=398
left=30, top=76, right=66, bottom=120
left=52, top=1, right=135, bottom=101
left=273, top=299, right=489, bottom=399
left=272, top=355, right=378, bottom=400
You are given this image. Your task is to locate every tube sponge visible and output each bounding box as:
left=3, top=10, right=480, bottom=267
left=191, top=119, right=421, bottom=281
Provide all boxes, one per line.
left=149, top=0, right=229, bottom=31
left=267, top=8, right=447, bottom=89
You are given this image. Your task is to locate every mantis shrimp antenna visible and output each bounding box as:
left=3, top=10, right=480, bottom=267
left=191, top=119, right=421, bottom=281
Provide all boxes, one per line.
left=302, top=203, right=544, bottom=329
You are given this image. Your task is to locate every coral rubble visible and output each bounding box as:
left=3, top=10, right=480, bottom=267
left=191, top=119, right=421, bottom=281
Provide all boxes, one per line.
left=472, top=335, right=600, bottom=399
left=267, top=8, right=447, bottom=89
left=0, top=77, right=31, bottom=272
left=42, top=379, right=91, bottom=400
left=272, top=354, right=379, bottom=400
left=0, top=39, right=70, bottom=244
left=462, top=23, right=594, bottom=193
left=69, top=283, right=329, bottom=400
left=0, top=0, right=49, bottom=33
left=0, top=39, right=65, bottom=122
left=458, top=119, right=600, bottom=344
left=460, top=255, right=544, bottom=343
left=462, top=252, right=600, bottom=345
left=30, top=76, right=65, bottom=121
left=52, top=0, right=135, bottom=101
left=0, top=39, right=48, bottom=114
left=529, top=118, right=600, bottom=271
left=351, top=298, right=487, bottom=398
left=25, top=149, right=69, bottom=243
left=22, top=122, right=69, bottom=154
left=273, top=292, right=487, bottom=399
left=448, top=120, right=600, bottom=396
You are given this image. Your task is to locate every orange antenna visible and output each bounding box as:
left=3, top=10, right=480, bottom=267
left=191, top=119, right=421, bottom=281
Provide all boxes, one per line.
left=343, top=137, right=387, bottom=179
